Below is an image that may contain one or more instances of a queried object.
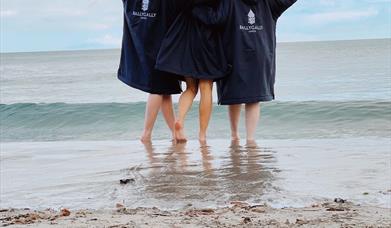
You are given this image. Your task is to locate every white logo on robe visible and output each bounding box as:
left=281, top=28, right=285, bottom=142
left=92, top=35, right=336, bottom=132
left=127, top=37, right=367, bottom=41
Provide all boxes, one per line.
left=133, top=0, right=156, bottom=19
left=248, top=10, right=255, bottom=25
left=142, top=0, right=149, bottom=11
left=240, top=9, right=263, bottom=32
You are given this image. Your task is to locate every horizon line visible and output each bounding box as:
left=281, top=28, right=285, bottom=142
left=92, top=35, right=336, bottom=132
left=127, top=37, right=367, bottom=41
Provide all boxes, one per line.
left=1, top=37, right=390, bottom=54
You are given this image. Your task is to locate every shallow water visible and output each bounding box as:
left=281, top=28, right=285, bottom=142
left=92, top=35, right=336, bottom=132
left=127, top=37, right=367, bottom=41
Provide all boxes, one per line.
left=0, top=39, right=390, bottom=210
left=1, top=138, right=390, bottom=210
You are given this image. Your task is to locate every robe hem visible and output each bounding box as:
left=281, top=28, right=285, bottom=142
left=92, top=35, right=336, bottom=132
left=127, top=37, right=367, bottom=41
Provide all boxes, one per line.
left=155, top=64, right=228, bottom=81
left=219, top=95, right=275, bottom=105
left=118, top=74, right=182, bottom=95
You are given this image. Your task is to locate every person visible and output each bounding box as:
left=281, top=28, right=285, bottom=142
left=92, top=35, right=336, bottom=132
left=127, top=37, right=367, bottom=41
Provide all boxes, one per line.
left=192, top=0, right=297, bottom=142
left=118, top=0, right=186, bottom=142
left=155, top=0, right=231, bottom=142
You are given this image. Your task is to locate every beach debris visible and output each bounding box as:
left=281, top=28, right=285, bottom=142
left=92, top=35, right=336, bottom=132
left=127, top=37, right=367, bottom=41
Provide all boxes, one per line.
left=151, top=212, right=171, bottom=217
left=0, top=212, right=43, bottom=226
left=120, top=178, right=135, bottom=185
left=363, top=192, right=369, bottom=195
left=0, top=209, right=9, bottom=212
left=60, top=208, right=71, bottom=217
left=295, top=218, right=309, bottom=225
left=250, top=207, right=266, bottom=213
left=116, top=207, right=138, bottom=215
left=116, top=203, right=125, bottom=209
left=326, top=207, right=346, bottom=212
left=334, top=198, right=346, bottom=204
left=75, top=211, right=88, bottom=218
left=266, top=219, right=279, bottom=225
left=230, top=201, right=250, bottom=208
left=243, top=217, right=251, bottom=224
left=326, top=205, right=350, bottom=212
left=49, top=215, right=60, bottom=221
left=184, top=208, right=215, bottom=217
left=200, top=209, right=215, bottom=214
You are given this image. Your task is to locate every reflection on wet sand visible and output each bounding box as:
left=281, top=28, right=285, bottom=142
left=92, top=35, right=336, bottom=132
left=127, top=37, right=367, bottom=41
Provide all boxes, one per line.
left=200, top=141, right=215, bottom=177
left=221, top=140, right=277, bottom=203
left=141, top=140, right=277, bottom=206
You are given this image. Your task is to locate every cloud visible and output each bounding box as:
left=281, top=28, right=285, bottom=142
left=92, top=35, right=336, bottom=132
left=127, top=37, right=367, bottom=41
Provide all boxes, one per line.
left=305, top=8, right=379, bottom=25
left=45, top=8, right=86, bottom=17
left=1, top=0, right=390, bottom=52
left=0, top=10, right=17, bottom=18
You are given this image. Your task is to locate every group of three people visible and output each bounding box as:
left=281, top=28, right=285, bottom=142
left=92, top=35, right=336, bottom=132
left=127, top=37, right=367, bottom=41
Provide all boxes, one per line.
left=118, top=0, right=296, bottom=143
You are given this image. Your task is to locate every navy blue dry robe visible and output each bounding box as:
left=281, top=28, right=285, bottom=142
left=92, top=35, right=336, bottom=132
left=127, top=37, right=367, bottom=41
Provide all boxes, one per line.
left=118, top=0, right=185, bottom=95
left=193, top=0, right=297, bottom=104
left=155, top=0, right=231, bottom=81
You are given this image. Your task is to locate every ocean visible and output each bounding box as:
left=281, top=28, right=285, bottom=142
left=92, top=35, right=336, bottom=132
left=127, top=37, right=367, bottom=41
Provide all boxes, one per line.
left=1, top=39, right=390, bottom=210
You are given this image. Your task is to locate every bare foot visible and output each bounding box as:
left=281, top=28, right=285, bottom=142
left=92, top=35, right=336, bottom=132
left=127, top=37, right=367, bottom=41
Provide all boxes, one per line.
left=140, top=135, right=151, bottom=143
left=175, top=121, right=187, bottom=143
left=246, top=139, right=257, bottom=148
left=230, top=139, right=241, bottom=149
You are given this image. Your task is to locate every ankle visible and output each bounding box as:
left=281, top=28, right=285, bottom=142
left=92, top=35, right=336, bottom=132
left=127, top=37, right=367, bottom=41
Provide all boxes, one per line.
left=231, top=132, right=240, bottom=139
left=142, top=129, right=152, bottom=137
left=246, top=137, right=255, bottom=142
left=199, top=132, right=207, bottom=140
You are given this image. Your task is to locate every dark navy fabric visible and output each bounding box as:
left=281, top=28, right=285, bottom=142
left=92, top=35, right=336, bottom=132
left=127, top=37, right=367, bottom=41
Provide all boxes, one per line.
left=117, top=0, right=184, bottom=95
left=155, top=0, right=230, bottom=81
left=193, top=0, right=297, bottom=104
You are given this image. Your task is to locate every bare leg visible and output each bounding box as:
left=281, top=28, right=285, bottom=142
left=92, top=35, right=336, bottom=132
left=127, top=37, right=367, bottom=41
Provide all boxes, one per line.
left=228, top=104, right=242, bottom=141
left=198, top=79, right=213, bottom=142
left=161, top=95, right=176, bottom=141
left=245, top=102, right=260, bottom=143
left=141, top=94, right=163, bottom=143
left=175, top=77, right=198, bottom=142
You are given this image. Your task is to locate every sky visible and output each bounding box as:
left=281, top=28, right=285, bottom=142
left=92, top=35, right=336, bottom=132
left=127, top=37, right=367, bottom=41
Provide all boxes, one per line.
left=1, top=0, right=390, bottom=53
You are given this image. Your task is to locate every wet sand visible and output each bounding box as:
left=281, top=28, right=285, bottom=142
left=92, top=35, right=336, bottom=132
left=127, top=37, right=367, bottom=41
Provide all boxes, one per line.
left=1, top=201, right=390, bottom=227
left=2, top=138, right=390, bottom=210
left=1, top=138, right=390, bottom=227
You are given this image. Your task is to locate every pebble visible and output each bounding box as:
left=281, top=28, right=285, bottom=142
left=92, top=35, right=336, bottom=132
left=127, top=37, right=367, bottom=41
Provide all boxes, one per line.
left=120, top=179, right=135, bottom=185
left=60, top=208, right=71, bottom=217
left=243, top=217, right=251, bottom=224
left=296, top=219, right=308, bottom=225
left=116, top=203, right=125, bottom=209
left=200, top=209, right=215, bottom=214
left=334, top=198, right=346, bottom=203
left=251, top=208, right=266, bottom=213
left=230, top=201, right=249, bottom=208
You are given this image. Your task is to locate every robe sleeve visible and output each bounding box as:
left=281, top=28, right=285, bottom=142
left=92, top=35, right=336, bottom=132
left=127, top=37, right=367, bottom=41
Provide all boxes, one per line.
left=191, top=0, right=231, bottom=26
left=267, top=0, right=297, bottom=20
